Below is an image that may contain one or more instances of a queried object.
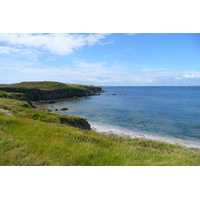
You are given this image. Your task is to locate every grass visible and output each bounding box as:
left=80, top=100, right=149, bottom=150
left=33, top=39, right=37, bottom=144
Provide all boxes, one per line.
left=0, top=91, right=27, bottom=101
left=0, top=81, right=69, bottom=90
left=0, top=81, right=99, bottom=91
left=1, top=98, right=200, bottom=166
left=0, top=98, right=90, bottom=129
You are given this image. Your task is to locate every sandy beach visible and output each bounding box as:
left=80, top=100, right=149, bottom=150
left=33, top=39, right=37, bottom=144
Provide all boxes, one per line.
left=90, top=122, right=200, bottom=150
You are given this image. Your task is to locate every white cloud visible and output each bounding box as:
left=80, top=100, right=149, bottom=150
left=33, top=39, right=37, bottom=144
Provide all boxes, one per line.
left=1, top=54, right=200, bottom=86
left=18, top=57, right=200, bottom=86
left=183, top=74, right=200, bottom=79
left=0, top=33, right=110, bottom=55
left=0, top=46, right=22, bottom=54
left=127, top=70, right=200, bottom=85
left=99, top=41, right=114, bottom=45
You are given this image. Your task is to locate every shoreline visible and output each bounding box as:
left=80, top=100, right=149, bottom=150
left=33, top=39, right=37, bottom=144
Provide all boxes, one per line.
left=43, top=96, right=200, bottom=151
left=90, top=121, right=200, bottom=150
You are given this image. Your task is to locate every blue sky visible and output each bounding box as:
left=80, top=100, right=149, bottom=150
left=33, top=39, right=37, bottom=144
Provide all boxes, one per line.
left=0, top=33, right=199, bottom=86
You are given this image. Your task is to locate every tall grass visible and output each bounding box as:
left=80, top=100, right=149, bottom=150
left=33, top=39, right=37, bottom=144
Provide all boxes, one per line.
left=1, top=98, right=200, bottom=166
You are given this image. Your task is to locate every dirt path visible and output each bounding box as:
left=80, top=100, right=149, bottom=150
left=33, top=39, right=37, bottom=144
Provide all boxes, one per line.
left=0, top=109, right=13, bottom=116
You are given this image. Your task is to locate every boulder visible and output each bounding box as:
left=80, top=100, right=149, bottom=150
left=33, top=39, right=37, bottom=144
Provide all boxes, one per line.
left=60, top=107, right=68, bottom=111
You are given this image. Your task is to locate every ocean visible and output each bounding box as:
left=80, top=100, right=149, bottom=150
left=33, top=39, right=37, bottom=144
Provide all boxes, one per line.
left=47, top=86, right=200, bottom=148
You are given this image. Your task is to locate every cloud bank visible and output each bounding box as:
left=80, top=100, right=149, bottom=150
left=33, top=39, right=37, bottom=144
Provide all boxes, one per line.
left=0, top=33, right=109, bottom=55
left=3, top=59, right=199, bottom=86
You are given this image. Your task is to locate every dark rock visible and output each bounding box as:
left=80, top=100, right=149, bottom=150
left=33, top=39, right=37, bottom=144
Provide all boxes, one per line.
left=60, top=107, right=68, bottom=111
left=59, top=116, right=91, bottom=130
left=27, top=101, right=35, bottom=108
left=48, top=100, right=56, bottom=104
left=55, top=109, right=58, bottom=111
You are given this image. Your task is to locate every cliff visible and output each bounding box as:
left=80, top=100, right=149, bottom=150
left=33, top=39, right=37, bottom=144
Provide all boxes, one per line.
left=0, top=81, right=104, bottom=101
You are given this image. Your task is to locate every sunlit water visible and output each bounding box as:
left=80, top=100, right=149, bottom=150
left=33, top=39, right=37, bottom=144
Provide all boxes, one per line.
left=47, top=86, right=200, bottom=143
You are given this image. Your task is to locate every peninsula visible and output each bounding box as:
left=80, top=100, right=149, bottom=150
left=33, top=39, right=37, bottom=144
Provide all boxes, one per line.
left=0, top=81, right=104, bottom=101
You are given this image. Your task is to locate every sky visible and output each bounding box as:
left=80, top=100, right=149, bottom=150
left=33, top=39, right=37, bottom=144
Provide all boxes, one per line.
left=0, top=33, right=200, bottom=86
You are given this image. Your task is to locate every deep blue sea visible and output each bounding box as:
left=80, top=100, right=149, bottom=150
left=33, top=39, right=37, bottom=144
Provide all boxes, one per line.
left=49, top=86, right=200, bottom=142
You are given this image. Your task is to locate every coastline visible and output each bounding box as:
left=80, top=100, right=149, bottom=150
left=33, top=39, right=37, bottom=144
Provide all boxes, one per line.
left=44, top=101, right=200, bottom=151
left=90, top=121, right=200, bottom=150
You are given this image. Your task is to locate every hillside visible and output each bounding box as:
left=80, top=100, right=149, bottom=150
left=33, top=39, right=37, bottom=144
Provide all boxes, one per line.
left=0, top=81, right=104, bottom=101
left=1, top=97, right=200, bottom=166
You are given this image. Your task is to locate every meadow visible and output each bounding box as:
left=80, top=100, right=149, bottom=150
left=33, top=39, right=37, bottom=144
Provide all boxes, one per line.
left=1, top=97, right=200, bottom=166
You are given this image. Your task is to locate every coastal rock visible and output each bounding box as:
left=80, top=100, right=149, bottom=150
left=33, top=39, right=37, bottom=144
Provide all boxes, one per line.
left=59, top=116, right=91, bottom=130
left=60, top=107, right=68, bottom=111
left=48, top=100, right=56, bottom=104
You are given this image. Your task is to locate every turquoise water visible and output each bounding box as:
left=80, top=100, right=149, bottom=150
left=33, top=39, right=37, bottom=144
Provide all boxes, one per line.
left=49, top=86, right=200, bottom=142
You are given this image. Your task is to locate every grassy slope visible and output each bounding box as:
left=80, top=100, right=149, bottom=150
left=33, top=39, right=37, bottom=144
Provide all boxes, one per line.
left=1, top=98, right=200, bottom=166
left=0, top=98, right=90, bottom=129
left=0, top=91, right=27, bottom=101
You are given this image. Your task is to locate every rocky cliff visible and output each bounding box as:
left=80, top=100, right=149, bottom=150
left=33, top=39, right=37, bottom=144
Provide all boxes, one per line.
left=0, top=81, right=104, bottom=101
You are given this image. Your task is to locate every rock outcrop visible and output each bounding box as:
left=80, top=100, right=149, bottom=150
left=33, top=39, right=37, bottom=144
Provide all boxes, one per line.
left=59, top=116, right=91, bottom=130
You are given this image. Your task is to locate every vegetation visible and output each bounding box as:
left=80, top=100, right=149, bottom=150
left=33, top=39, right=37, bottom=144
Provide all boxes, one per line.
left=0, top=98, right=90, bottom=130
left=0, top=81, right=101, bottom=91
left=1, top=97, right=200, bottom=166
left=0, top=91, right=27, bottom=101
left=0, top=81, right=70, bottom=91
left=66, top=83, right=102, bottom=91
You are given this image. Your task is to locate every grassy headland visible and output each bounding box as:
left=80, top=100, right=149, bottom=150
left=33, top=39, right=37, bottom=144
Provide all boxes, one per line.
left=0, top=81, right=103, bottom=101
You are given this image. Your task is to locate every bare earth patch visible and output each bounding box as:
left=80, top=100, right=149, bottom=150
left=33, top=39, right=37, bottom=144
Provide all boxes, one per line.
left=0, top=109, right=13, bottom=116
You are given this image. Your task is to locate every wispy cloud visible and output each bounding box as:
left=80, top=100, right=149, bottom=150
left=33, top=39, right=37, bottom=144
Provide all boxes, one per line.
left=15, top=58, right=200, bottom=86
left=104, top=48, right=132, bottom=58
left=0, top=46, right=23, bottom=54
left=127, top=70, right=200, bottom=85
left=0, top=33, right=111, bottom=55
left=99, top=40, right=114, bottom=45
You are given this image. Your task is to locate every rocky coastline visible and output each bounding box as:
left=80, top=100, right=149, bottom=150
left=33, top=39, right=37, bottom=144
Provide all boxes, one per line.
left=0, top=81, right=105, bottom=130
left=0, top=83, right=104, bottom=101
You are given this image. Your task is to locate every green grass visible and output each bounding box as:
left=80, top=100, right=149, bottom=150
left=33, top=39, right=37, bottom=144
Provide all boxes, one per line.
left=0, top=98, right=200, bottom=166
left=0, top=81, right=99, bottom=91
left=0, top=91, right=27, bottom=101
left=0, top=98, right=90, bottom=129
left=0, top=81, right=68, bottom=90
